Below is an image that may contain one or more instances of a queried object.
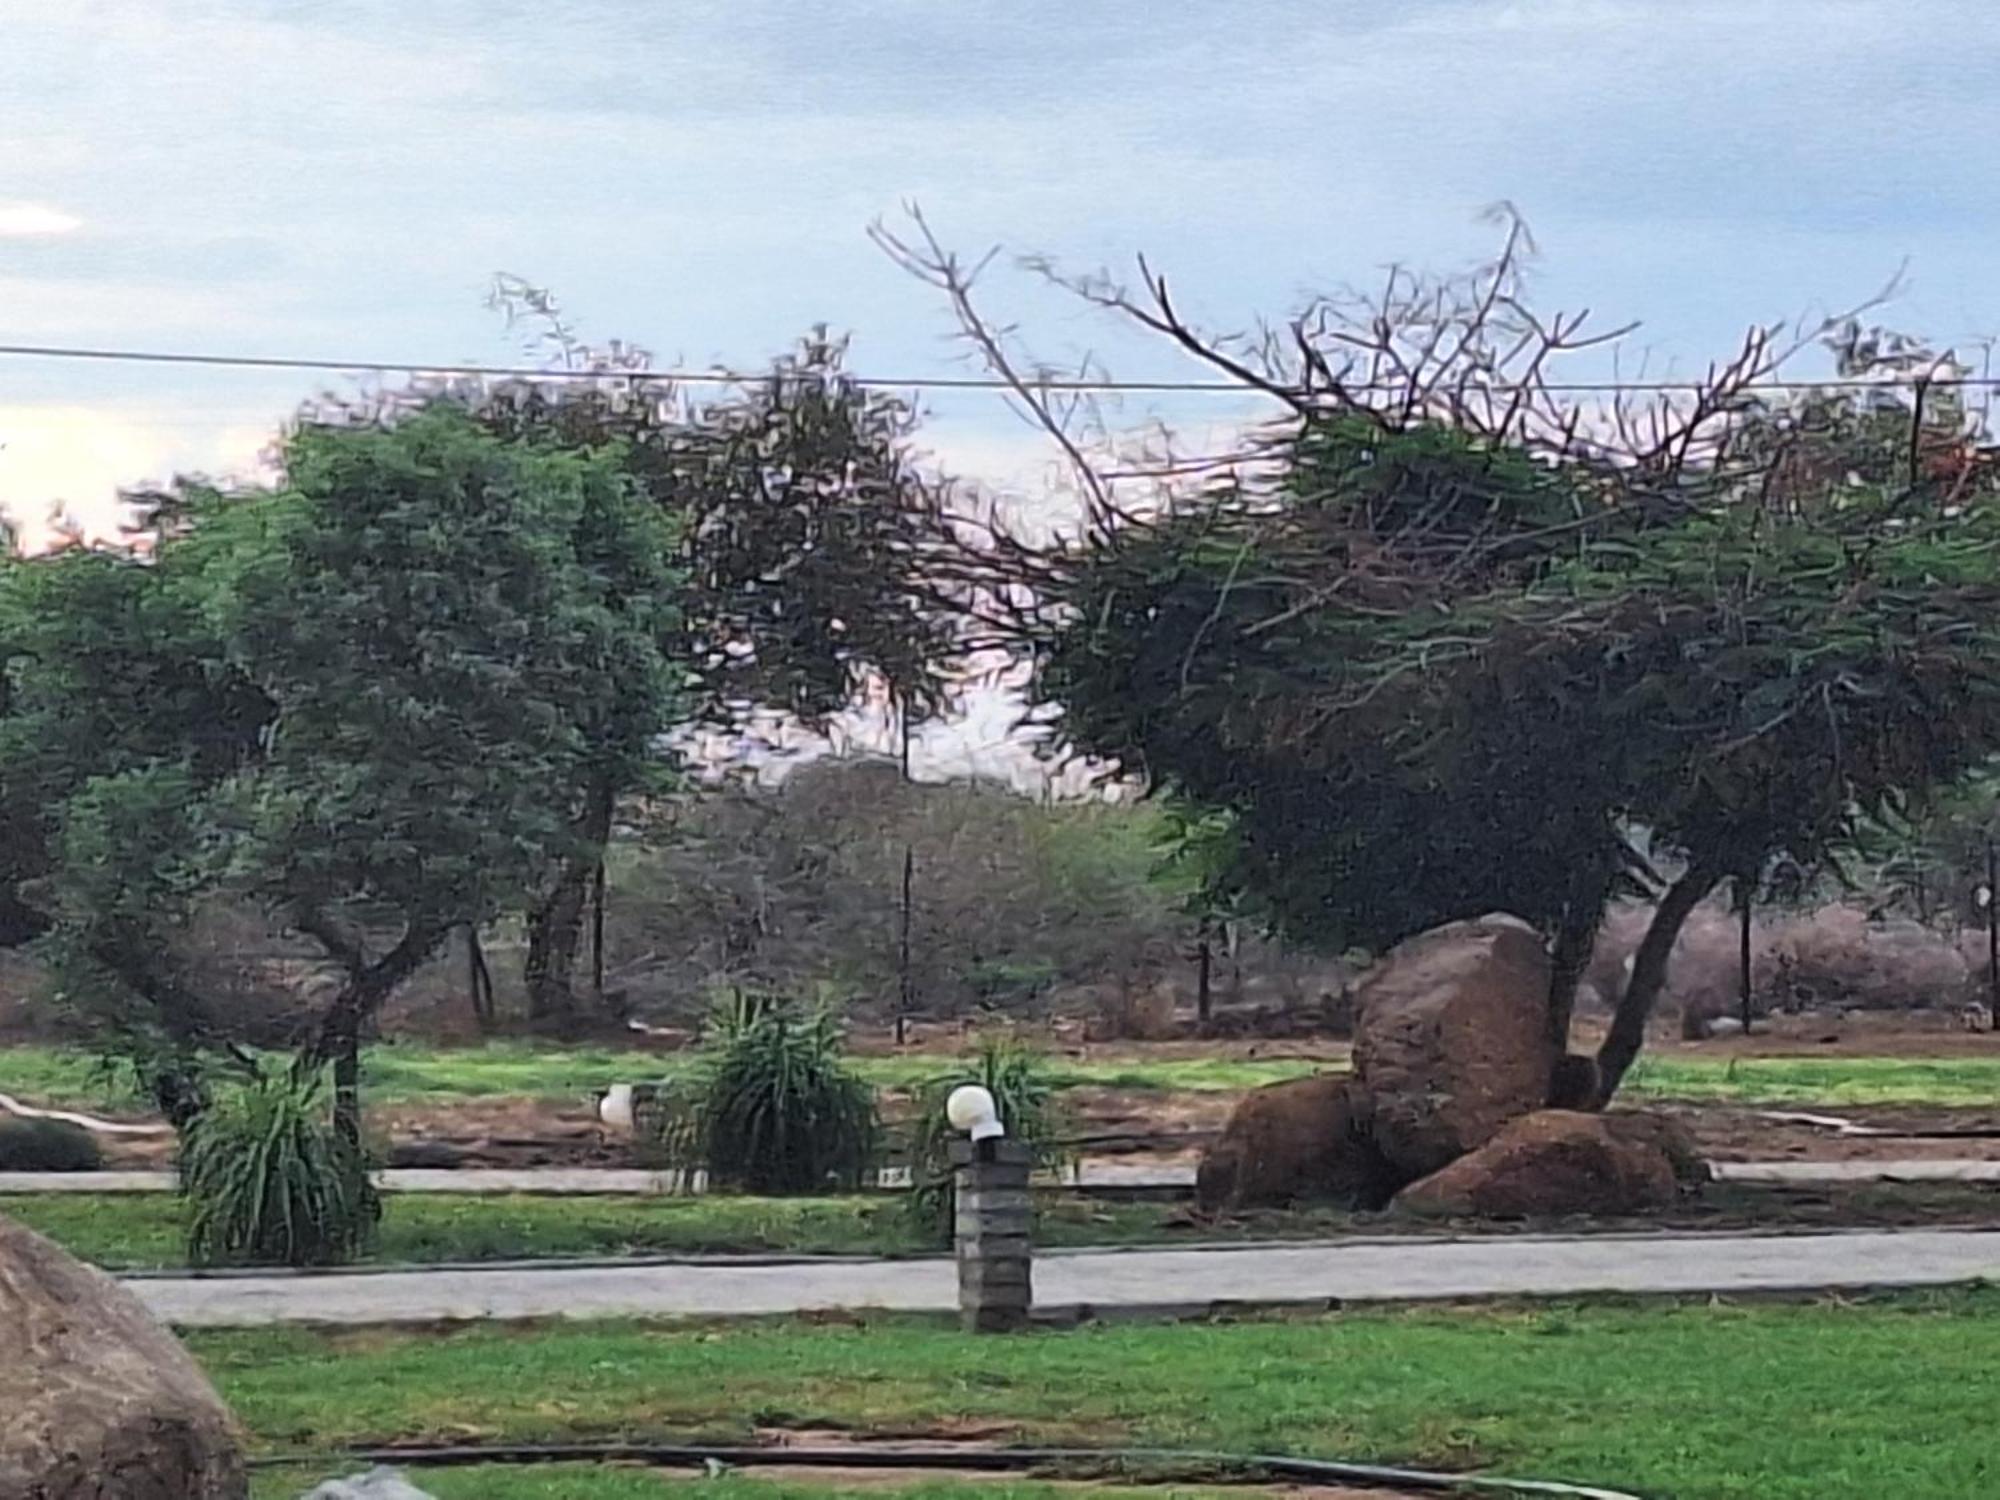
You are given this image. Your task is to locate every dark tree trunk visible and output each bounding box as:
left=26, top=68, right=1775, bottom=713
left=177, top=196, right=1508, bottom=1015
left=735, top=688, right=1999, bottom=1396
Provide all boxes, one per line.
left=319, top=990, right=365, bottom=1154
left=524, top=773, right=616, bottom=1028
left=1195, top=920, right=1213, bottom=1028
left=296, top=915, right=443, bottom=1153
left=145, top=1066, right=210, bottom=1131
left=0, top=887, right=50, bottom=949
left=464, top=925, right=495, bottom=1031
left=1544, top=897, right=1602, bottom=1054
left=1595, top=862, right=1723, bottom=1103
left=591, top=859, right=608, bottom=1001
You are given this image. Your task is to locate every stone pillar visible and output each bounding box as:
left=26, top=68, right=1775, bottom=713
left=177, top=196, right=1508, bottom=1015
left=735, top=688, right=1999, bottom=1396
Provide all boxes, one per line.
left=950, top=1136, right=1033, bottom=1332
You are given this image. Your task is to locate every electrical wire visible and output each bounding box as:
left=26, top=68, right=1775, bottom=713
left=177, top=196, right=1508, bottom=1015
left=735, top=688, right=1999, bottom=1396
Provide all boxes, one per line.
left=0, top=338, right=1985, bottom=397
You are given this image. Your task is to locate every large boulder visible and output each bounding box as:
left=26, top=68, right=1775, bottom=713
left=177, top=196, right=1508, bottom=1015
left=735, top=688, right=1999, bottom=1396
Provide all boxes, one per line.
left=1351, top=914, right=1555, bottom=1182
left=1393, top=1109, right=1706, bottom=1220
left=1195, top=1074, right=1388, bottom=1213
left=0, top=1213, right=247, bottom=1499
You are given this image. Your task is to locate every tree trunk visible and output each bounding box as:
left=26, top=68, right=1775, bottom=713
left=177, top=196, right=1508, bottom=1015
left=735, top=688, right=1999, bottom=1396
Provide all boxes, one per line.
left=327, top=992, right=362, bottom=1154
left=1195, top=920, right=1213, bottom=1028
left=464, top=925, right=495, bottom=1031
left=1595, top=862, right=1723, bottom=1103
left=1544, top=897, right=1602, bottom=1054
left=295, top=915, right=444, bottom=1153
left=591, top=858, right=608, bottom=1001
left=145, top=1066, right=209, bottom=1132
left=524, top=773, right=616, bottom=1028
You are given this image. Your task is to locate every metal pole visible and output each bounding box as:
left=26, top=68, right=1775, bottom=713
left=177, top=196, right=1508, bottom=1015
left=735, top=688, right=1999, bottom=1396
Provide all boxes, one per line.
left=896, top=844, right=913, bottom=1047
left=591, top=858, right=607, bottom=1001
left=1737, top=877, right=1754, bottom=1034
left=1988, top=837, right=1999, bottom=1031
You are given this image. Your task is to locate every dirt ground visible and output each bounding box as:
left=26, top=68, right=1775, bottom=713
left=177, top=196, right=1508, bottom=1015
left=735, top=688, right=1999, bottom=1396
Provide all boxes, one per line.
left=26, top=1004, right=2000, bottom=1173
left=71, top=1083, right=2000, bottom=1173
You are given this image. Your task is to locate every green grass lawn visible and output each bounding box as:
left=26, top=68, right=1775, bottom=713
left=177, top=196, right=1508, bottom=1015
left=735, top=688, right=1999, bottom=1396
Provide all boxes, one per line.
left=199, top=1289, right=2000, bottom=1500
left=4, top=1040, right=1996, bottom=1115
left=14, top=1179, right=1999, bottom=1272
left=0, top=1041, right=1321, bottom=1112
left=1622, top=1054, right=2000, bottom=1108
left=0, top=1191, right=1198, bottom=1270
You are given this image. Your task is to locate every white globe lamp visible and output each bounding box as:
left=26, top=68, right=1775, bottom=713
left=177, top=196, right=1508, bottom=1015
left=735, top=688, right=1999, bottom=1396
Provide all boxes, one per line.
left=597, top=1083, right=637, bottom=1134
left=946, top=1083, right=1005, bottom=1142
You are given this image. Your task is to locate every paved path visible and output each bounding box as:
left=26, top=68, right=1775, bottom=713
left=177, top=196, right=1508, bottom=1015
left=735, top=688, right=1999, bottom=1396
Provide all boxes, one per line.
left=12, top=1158, right=2000, bottom=1196
left=128, top=1227, right=2000, bottom=1327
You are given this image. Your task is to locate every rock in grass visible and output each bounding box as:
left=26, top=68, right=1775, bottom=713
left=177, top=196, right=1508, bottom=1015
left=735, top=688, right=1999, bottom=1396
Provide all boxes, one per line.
left=0, top=1212, right=247, bottom=1498
left=1393, top=1109, right=1705, bottom=1220
left=1195, top=1074, right=1391, bottom=1213
left=298, top=1467, right=438, bottom=1499
left=1351, top=914, right=1556, bottom=1183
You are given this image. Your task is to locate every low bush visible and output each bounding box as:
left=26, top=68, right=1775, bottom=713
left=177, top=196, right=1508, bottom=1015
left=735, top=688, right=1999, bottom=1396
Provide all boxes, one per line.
left=0, top=1116, right=104, bottom=1171
left=904, top=1033, right=1072, bottom=1243
left=178, top=1069, right=379, bottom=1267
left=648, top=993, right=879, bottom=1193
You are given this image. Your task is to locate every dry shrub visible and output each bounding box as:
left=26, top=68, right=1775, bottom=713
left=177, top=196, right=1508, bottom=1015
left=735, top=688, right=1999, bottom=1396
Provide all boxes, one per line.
left=1574, top=897, right=1979, bottom=1027
left=1088, top=979, right=1180, bottom=1041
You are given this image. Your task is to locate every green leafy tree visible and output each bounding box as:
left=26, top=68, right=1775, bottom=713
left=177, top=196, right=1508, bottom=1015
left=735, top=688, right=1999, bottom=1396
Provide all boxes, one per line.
left=19, top=407, right=687, bottom=1145
left=329, top=289, right=959, bottom=1028
left=899, top=214, right=2000, bottom=1098
left=214, top=407, right=685, bottom=1140
left=0, top=532, right=272, bottom=1121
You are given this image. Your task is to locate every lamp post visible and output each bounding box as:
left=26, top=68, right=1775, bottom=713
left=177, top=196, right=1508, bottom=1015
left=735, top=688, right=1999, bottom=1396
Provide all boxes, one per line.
left=946, top=1084, right=1032, bottom=1333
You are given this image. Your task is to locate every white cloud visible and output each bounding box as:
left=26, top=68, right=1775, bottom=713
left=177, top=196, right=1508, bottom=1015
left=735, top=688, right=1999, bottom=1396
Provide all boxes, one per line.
left=0, top=200, right=81, bottom=238
left=0, top=403, right=272, bottom=549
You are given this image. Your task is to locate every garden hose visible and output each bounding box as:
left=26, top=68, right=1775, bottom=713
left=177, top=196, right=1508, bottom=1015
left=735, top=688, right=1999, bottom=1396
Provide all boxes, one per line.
left=246, top=1439, right=1645, bottom=1499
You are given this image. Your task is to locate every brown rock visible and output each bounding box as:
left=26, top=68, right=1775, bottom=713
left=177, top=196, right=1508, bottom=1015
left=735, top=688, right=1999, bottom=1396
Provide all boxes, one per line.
left=1393, top=1109, right=1703, bottom=1220
left=0, top=1213, right=247, bottom=1499
left=1195, top=1074, right=1386, bottom=1212
left=1598, top=1109, right=1711, bottom=1191
left=1351, top=914, right=1555, bottom=1182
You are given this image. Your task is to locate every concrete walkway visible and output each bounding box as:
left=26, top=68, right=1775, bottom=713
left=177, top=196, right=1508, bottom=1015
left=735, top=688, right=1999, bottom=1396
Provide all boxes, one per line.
left=12, top=1158, right=2000, bottom=1195
left=128, top=1226, right=2000, bottom=1328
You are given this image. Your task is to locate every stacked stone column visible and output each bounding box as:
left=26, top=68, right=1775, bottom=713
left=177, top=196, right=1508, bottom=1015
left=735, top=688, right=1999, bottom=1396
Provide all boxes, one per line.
left=949, top=1137, right=1032, bottom=1332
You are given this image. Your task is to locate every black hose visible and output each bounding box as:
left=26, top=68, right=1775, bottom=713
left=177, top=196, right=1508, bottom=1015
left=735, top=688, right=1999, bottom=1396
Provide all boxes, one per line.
left=246, top=1438, right=1645, bottom=1499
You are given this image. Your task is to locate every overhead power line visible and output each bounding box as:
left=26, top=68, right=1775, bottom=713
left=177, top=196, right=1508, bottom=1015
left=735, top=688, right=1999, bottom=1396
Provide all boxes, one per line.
left=0, top=339, right=1993, bottom=397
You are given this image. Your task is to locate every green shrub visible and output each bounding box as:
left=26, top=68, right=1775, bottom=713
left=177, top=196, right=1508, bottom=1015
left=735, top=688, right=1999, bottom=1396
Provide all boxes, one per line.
left=649, top=993, right=880, bottom=1194
left=0, top=1116, right=105, bottom=1172
left=178, top=1070, right=380, bottom=1267
left=904, top=1034, right=1072, bottom=1244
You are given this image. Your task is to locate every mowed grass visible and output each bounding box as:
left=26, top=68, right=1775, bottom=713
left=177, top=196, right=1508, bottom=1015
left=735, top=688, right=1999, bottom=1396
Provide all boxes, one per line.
left=16, top=1180, right=2000, bottom=1272
left=0, top=1041, right=1319, bottom=1112
left=199, top=1289, right=2000, bottom=1500
left=0, top=1191, right=1192, bottom=1270
left=1622, top=1054, right=2000, bottom=1108
left=5, top=1040, right=1997, bottom=1113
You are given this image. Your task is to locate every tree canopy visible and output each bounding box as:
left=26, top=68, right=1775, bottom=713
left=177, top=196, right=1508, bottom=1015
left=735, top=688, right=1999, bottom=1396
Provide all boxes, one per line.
left=320, top=300, right=960, bottom=1026
left=5, top=405, right=692, bottom=1135
left=902, top=214, right=2000, bottom=1095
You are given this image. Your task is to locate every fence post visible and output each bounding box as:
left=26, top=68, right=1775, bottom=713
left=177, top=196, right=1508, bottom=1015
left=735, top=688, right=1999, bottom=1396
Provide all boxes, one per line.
left=951, top=1137, right=1033, bottom=1333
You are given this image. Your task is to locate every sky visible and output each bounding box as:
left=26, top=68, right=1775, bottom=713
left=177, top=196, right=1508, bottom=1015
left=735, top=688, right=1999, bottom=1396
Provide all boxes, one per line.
left=5, top=0, right=2000, bottom=780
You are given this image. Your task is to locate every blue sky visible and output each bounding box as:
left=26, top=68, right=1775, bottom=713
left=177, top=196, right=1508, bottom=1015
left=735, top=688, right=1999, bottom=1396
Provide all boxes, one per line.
left=7, top=0, right=2000, bottom=781
left=7, top=0, right=2000, bottom=540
